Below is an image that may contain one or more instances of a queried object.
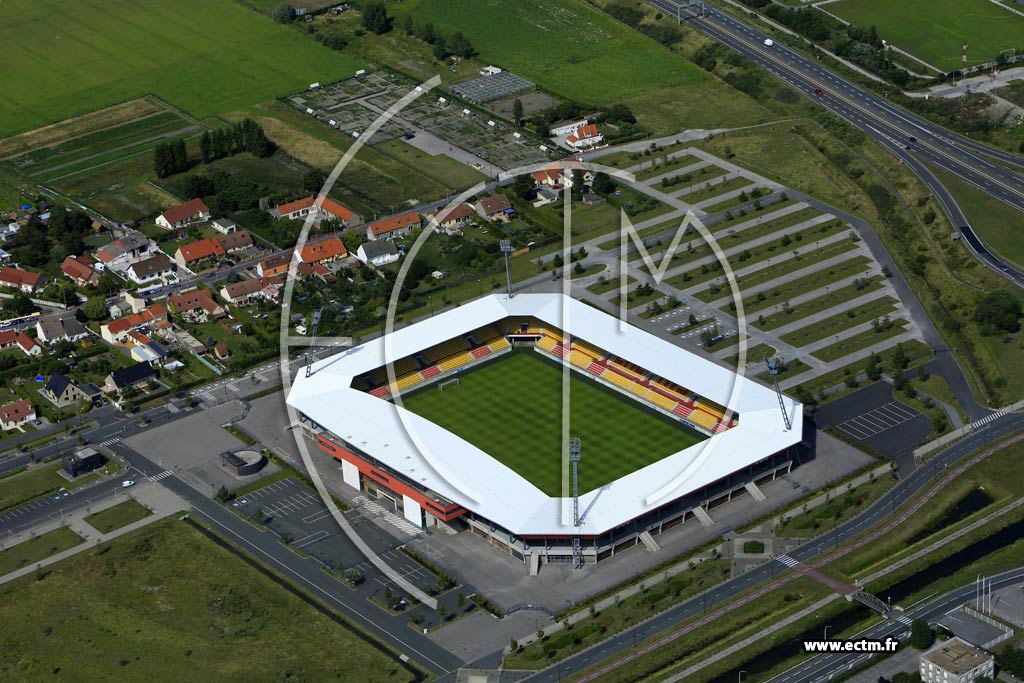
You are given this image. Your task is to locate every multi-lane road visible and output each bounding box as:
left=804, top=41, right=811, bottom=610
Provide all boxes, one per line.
left=650, top=0, right=1024, bottom=281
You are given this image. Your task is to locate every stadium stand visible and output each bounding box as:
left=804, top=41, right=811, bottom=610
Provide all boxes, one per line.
left=603, top=371, right=635, bottom=391
left=537, top=335, right=558, bottom=353
left=628, top=383, right=649, bottom=398
left=440, top=351, right=474, bottom=372
left=689, top=410, right=718, bottom=431
left=471, top=346, right=493, bottom=359
left=673, top=403, right=694, bottom=419
left=697, top=400, right=727, bottom=420
left=569, top=349, right=591, bottom=368
left=648, top=392, right=677, bottom=412
left=422, top=365, right=441, bottom=379
left=369, top=386, right=389, bottom=398
left=489, top=337, right=511, bottom=352
left=425, top=337, right=470, bottom=363
left=586, top=361, right=605, bottom=376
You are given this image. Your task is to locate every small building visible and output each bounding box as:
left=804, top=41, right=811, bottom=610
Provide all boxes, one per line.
left=168, top=289, right=225, bottom=323
left=315, top=196, right=359, bottom=226
left=213, top=343, right=231, bottom=361
left=549, top=119, right=589, bottom=137
left=0, top=265, right=42, bottom=293
left=126, top=252, right=176, bottom=285
left=105, top=362, right=157, bottom=394
left=61, top=255, right=99, bottom=287
left=0, top=329, right=42, bottom=357
left=220, top=276, right=283, bottom=306
left=297, top=236, right=348, bottom=266
left=366, top=212, right=421, bottom=241
left=93, top=230, right=157, bottom=268
left=474, top=193, right=513, bottom=223
left=220, top=449, right=268, bottom=477
left=920, top=637, right=994, bottom=683
left=43, top=373, right=89, bottom=407
left=256, top=251, right=293, bottom=279
left=566, top=123, right=603, bottom=150
left=130, top=340, right=167, bottom=365
left=428, top=203, right=473, bottom=233
left=271, top=197, right=316, bottom=221
left=581, top=192, right=605, bottom=207
left=0, top=248, right=10, bottom=263
left=63, top=448, right=105, bottom=478
left=36, top=315, right=89, bottom=344
left=0, top=399, right=35, bottom=431
left=156, top=198, right=211, bottom=231
left=211, top=218, right=239, bottom=235
left=356, top=239, right=400, bottom=267
left=100, top=303, right=168, bottom=344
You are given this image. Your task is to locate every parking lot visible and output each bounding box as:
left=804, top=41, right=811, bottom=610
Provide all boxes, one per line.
left=815, top=381, right=931, bottom=459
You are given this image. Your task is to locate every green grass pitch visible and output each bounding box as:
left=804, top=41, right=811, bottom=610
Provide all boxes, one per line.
left=827, top=0, right=1024, bottom=70
left=401, top=351, right=706, bottom=496
left=0, top=0, right=362, bottom=137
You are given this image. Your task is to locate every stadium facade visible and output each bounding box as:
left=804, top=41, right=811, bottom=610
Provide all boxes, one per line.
left=288, top=293, right=802, bottom=568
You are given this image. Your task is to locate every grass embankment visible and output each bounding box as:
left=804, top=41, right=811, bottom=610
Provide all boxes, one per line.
left=0, top=527, right=83, bottom=576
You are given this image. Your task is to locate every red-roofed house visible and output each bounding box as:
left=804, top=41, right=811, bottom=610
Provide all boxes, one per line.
left=0, top=399, right=35, bottom=431
left=566, top=123, right=603, bottom=150
left=298, top=237, right=348, bottom=266
left=428, top=203, right=473, bottom=234
left=174, top=237, right=226, bottom=270
left=0, top=266, right=42, bottom=293
left=257, top=251, right=293, bottom=279
left=61, top=255, right=100, bottom=287
left=0, top=330, right=42, bottom=357
left=220, top=276, right=283, bottom=306
left=169, top=289, right=225, bottom=323
left=366, top=212, right=421, bottom=241
left=100, top=303, right=169, bottom=344
left=315, top=197, right=359, bottom=225
left=532, top=167, right=566, bottom=187
left=271, top=197, right=316, bottom=221
left=475, top=193, right=513, bottom=223
left=156, top=198, right=211, bottom=230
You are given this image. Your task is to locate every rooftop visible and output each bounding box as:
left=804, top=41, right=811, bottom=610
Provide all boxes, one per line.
left=160, top=198, right=209, bottom=225
left=922, top=637, right=992, bottom=674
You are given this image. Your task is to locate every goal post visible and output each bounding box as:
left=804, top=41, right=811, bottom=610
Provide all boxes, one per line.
left=438, top=378, right=460, bottom=392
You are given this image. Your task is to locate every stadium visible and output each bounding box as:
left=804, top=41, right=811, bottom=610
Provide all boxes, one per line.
left=288, top=293, right=803, bottom=569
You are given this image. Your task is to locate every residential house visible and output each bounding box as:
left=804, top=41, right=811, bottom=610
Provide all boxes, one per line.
left=366, top=212, right=421, bottom=241
left=100, top=303, right=168, bottom=344
left=105, top=362, right=157, bottom=395
left=155, top=198, right=211, bottom=230
left=257, top=250, right=294, bottom=278
left=36, top=315, right=89, bottom=344
left=581, top=192, right=605, bottom=207
left=428, top=203, right=473, bottom=234
left=126, top=252, right=176, bottom=285
left=356, top=239, right=400, bottom=267
left=94, top=230, right=157, bottom=268
left=211, top=218, right=239, bottom=235
left=549, top=119, right=589, bottom=137
left=61, top=255, right=99, bottom=287
left=43, top=373, right=88, bottom=406
left=565, top=123, right=603, bottom=150
left=297, top=236, right=348, bottom=266
left=315, top=196, right=360, bottom=226
left=169, top=289, right=225, bottom=323
left=174, top=230, right=254, bottom=270
left=0, top=265, right=42, bottom=293
left=0, top=399, right=35, bottom=431
left=0, top=248, right=10, bottom=263
left=220, top=276, right=283, bottom=306
left=217, top=229, right=253, bottom=253
left=130, top=339, right=167, bottom=366
left=532, top=167, right=565, bottom=187
left=271, top=197, right=316, bottom=220
left=474, top=193, right=513, bottom=222
left=0, top=329, right=41, bottom=356
left=532, top=188, right=559, bottom=208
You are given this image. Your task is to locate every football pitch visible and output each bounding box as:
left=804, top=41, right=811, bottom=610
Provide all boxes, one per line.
left=827, top=0, right=1024, bottom=70
left=401, top=351, right=705, bottom=496
left=0, top=0, right=362, bottom=137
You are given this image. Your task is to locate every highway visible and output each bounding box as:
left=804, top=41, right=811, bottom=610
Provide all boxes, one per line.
left=517, top=413, right=1024, bottom=682
left=648, top=0, right=1024, bottom=281
left=771, top=566, right=1024, bottom=683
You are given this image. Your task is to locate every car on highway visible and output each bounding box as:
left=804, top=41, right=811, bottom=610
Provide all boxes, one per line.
left=763, top=38, right=774, bottom=47
left=121, top=480, right=135, bottom=488
left=814, top=88, right=824, bottom=96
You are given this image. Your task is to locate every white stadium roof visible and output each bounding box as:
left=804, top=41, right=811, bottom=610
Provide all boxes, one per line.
left=288, top=293, right=802, bottom=536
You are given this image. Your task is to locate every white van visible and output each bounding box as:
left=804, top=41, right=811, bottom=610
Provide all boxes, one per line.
left=764, top=38, right=774, bottom=47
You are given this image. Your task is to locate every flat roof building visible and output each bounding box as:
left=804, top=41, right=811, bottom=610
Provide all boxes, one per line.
left=920, top=637, right=994, bottom=683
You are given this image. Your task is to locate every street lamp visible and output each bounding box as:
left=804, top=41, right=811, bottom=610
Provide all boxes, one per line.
left=739, top=670, right=747, bottom=683
left=824, top=625, right=832, bottom=640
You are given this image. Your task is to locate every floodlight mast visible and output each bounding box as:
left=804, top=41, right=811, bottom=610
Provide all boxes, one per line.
left=306, top=309, right=323, bottom=378
left=500, top=239, right=514, bottom=298
left=568, top=437, right=583, bottom=569
left=763, top=355, right=792, bottom=431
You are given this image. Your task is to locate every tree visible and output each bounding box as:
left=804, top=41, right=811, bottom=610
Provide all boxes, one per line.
left=4, top=293, right=35, bottom=316
left=974, top=289, right=1022, bottom=335
left=437, top=604, right=447, bottom=622
left=84, top=297, right=108, bottom=321
left=592, top=172, right=616, bottom=195
left=608, top=103, right=636, bottom=124
left=199, top=131, right=214, bottom=163
left=361, top=1, right=390, bottom=34
left=153, top=142, right=174, bottom=178
left=303, top=169, right=325, bottom=194
left=271, top=3, right=292, bottom=23
left=512, top=174, right=534, bottom=199
left=891, top=342, right=908, bottom=371
left=908, top=619, right=933, bottom=649
left=446, top=32, right=474, bottom=58
left=512, top=98, right=524, bottom=124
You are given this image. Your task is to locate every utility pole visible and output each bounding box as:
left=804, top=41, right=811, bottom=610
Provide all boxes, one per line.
left=569, top=437, right=583, bottom=569
left=306, top=309, right=322, bottom=378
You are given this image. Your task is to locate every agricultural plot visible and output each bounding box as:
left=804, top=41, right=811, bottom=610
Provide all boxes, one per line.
left=826, top=0, right=1024, bottom=70
left=0, top=0, right=362, bottom=137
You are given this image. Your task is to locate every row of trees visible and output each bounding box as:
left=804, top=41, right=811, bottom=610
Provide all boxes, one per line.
left=398, top=15, right=475, bottom=61
left=153, top=139, right=189, bottom=179
left=155, top=120, right=272, bottom=178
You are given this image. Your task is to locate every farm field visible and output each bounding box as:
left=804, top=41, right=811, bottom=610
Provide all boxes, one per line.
left=0, top=519, right=418, bottom=682
left=402, top=350, right=705, bottom=495
left=826, top=0, right=1024, bottom=70
left=0, top=0, right=362, bottom=137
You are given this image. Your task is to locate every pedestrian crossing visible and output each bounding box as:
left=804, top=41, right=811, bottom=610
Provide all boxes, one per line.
left=149, top=470, right=174, bottom=482
left=972, top=410, right=1007, bottom=429
left=165, top=402, right=179, bottom=414
left=776, top=554, right=800, bottom=567
left=99, top=437, right=121, bottom=447
left=895, top=615, right=913, bottom=626
left=352, top=496, right=422, bottom=536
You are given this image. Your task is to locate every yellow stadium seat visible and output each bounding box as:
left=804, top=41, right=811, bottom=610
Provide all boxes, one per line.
left=690, top=410, right=718, bottom=430
left=604, top=371, right=634, bottom=391
left=697, top=401, right=727, bottom=420
left=628, top=383, right=649, bottom=398
left=490, top=337, right=510, bottom=352
left=649, top=393, right=676, bottom=411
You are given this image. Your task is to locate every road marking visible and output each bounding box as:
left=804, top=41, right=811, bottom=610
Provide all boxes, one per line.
left=149, top=469, right=174, bottom=482
left=777, top=555, right=799, bottom=567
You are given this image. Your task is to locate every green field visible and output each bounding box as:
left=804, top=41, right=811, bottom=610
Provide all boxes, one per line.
left=84, top=500, right=154, bottom=534
left=0, top=519, right=417, bottom=682
left=0, top=0, right=362, bottom=136
left=401, top=351, right=705, bottom=495
left=412, top=0, right=708, bottom=104
left=828, top=0, right=1024, bottom=70
left=0, top=527, right=83, bottom=577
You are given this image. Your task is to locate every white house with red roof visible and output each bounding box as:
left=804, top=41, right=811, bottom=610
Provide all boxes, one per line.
left=366, top=212, right=421, bottom=241
left=297, top=236, right=349, bottom=266
left=271, top=197, right=316, bottom=221
left=0, top=399, right=35, bottom=431
left=156, top=198, right=211, bottom=230
left=428, top=203, right=473, bottom=234
left=220, top=276, right=283, bottom=306
left=0, top=330, right=42, bottom=357
left=565, top=123, right=603, bottom=150
left=314, top=197, right=360, bottom=226
left=61, top=255, right=100, bottom=287
left=0, top=266, right=42, bottom=293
